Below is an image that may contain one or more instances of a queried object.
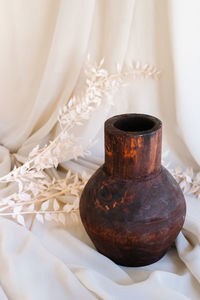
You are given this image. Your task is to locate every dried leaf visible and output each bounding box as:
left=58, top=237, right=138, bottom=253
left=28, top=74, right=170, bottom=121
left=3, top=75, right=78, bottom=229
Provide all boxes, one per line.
left=13, top=206, right=23, bottom=214
left=99, top=58, right=104, bottom=67
left=44, top=213, right=52, bottom=221
left=8, top=200, right=15, bottom=206
left=36, top=213, right=44, bottom=224
left=71, top=212, right=79, bottom=223
left=41, top=200, right=49, bottom=211
left=16, top=180, right=23, bottom=193
left=29, top=145, right=40, bottom=158
left=18, top=192, right=31, bottom=201
left=58, top=213, right=65, bottom=225
left=180, top=180, right=186, bottom=189
left=68, top=99, right=73, bottom=108
left=17, top=215, right=25, bottom=226
left=27, top=204, right=34, bottom=212
left=53, top=199, right=60, bottom=211
left=63, top=204, right=73, bottom=213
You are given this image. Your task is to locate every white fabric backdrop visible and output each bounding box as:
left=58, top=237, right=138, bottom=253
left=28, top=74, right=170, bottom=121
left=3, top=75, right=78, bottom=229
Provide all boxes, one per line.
left=0, top=0, right=200, bottom=299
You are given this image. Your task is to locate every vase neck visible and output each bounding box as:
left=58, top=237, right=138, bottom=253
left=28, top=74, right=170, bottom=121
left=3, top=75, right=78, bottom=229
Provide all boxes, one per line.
left=104, top=114, right=162, bottom=180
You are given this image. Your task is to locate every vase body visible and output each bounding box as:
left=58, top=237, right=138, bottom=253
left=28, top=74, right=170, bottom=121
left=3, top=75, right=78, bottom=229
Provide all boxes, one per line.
left=80, top=114, right=186, bottom=266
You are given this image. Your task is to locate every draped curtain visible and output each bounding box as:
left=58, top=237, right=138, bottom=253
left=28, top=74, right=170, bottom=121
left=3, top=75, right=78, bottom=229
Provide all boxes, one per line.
left=0, top=0, right=200, bottom=299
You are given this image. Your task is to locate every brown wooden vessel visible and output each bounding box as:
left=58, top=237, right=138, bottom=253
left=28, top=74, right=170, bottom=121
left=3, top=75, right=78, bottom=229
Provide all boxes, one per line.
left=80, top=114, right=186, bottom=266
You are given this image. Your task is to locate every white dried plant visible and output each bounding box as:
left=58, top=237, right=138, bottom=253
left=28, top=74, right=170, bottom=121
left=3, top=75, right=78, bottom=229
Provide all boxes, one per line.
left=162, top=152, right=200, bottom=199
left=0, top=57, right=161, bottom=227
left=0, top=171, right=89, bottom=226
left=169, top=167, right=200, bottom=198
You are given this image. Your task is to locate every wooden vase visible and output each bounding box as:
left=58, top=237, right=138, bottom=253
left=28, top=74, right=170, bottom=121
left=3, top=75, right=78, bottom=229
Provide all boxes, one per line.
left=80, top=113, right=186, bottom=266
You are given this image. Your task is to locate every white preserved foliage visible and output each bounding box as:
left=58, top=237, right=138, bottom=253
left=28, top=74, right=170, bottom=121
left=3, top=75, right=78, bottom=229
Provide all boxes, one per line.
left=0, top=58, right=163, bottom=227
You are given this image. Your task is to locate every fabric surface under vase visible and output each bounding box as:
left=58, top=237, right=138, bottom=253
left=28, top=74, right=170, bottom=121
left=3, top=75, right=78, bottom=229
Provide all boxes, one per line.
left=0, top=179, right=200, bottom=300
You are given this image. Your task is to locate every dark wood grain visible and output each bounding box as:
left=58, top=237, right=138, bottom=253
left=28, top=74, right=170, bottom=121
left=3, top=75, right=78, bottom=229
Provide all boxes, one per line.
left=80, top=114, right=186, bottom=266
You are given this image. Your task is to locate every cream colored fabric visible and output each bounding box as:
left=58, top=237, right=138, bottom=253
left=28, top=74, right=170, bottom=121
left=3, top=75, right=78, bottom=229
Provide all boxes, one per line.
left=0, top=0, right=200, bottom=299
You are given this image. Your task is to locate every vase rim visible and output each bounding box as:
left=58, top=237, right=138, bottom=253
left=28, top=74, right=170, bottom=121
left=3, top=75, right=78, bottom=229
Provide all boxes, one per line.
left=105, top=113, right=162, bottom=136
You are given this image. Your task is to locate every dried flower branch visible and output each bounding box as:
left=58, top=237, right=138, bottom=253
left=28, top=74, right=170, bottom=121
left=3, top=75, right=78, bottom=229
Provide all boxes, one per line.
left=0, top=170, right=89, bottom=226
left=162, top=152, right=200, bottom=199
left=0, top=58, right=161, bottom=227
left=169, top=167, right=200, bottom=198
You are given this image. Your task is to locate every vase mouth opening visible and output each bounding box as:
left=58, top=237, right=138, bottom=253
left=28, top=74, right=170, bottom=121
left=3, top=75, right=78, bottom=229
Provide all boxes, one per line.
left=111, top=114, right=161, bottom=135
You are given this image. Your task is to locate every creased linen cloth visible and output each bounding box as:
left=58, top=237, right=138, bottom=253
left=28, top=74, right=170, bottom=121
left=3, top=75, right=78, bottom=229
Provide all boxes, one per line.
left=0, top=189, right=199, bottom=300
left=0, top=0, right=200, bottom=299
